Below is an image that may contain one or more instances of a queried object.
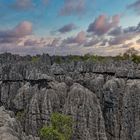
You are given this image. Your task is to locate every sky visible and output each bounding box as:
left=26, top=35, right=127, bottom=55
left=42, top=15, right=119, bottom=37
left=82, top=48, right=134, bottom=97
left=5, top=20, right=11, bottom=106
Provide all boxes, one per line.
left=0, top=0, right=140, bottom=56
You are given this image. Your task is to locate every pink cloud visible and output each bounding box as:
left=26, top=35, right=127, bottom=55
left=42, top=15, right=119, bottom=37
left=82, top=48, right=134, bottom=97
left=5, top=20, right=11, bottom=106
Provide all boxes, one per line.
left=12, top=0, right=49, bottom=10
left=0, top=21, right=32, bottom=43
left=63, top=31, right=86, bottom=45
left=75, top=31, right=86, bottom=44
left=87, top=15, right=120, bottom=35
left=14, top=21, right=33, bottom=37
left=60, top=0, right=85, bottom=16
left=12, top=0, right=33, bottom=10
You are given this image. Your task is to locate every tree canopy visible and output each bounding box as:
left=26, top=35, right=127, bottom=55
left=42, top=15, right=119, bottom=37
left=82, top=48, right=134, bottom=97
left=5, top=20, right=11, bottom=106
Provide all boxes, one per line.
left=40, top=113, right=73, bottom=140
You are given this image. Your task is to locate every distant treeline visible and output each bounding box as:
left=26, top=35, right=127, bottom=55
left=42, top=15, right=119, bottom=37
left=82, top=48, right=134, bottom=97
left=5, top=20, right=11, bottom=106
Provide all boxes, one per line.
left=0, top=47, right=140, bottom=64
left=47, top=47, right=140, bottom=64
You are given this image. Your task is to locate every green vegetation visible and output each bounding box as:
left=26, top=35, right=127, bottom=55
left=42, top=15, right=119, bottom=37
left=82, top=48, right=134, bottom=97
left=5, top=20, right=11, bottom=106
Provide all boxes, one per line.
left=131, top=54, right=140, bottom=64
left=74, top=48, right=140, bottom=64
left=83, top=54, right=108, bottom=62
left=29, top=48, right=140, bottom=64
left=54, top=56, right=63, bottom=64
left=31, top=56, right=40, bottom=63
left=69, top=55, right=82, bottom=62
left=67, top=54, right=108, bottom=63
left=40, top=113, right=73, bottom=140
left=115, top=48, right=140, bottom=63
left=16, top=110, right=25, bottom=121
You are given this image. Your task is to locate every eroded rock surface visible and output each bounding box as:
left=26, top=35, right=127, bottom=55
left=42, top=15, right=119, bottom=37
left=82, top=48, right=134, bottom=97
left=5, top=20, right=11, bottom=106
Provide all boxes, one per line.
left=0, top=53, right=140, bottom=140
left=0, top=106, right=40, bottom=140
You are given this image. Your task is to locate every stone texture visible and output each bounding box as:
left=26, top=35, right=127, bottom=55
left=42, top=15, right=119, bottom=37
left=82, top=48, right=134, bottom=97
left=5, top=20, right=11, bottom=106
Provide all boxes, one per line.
left=0, top=106, right=40, bottom=140
left=64, top=83, right=107, bottom=140
left=0, top=53, right=140, bottom=140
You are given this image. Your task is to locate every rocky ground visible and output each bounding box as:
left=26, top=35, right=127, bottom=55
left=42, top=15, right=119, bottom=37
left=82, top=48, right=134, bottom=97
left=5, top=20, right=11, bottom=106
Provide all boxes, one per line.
left=0, top=53, right=140, bottom=140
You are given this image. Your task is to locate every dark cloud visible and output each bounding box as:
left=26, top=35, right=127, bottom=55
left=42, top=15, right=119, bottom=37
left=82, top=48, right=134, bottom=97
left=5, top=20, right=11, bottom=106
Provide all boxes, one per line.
left=108, top=34, right=134, bottom=46
left=84, top=38, right=100, bottom=47
left=24, top=40, right=40, bottom=46
left=109, top=26, right=123, bottom=36
left=136, top=23, right=140, bottom=31
left=128, top=0, right=140, bottom=15
left=59, top=0, right=85, bottom=16
left=63, top=31, right=86, bottom=45
left=63, top=37, right=75, bottom=44
left=87, top=15, right=120, bottom=36
left=108, top=22, right=140, bottom=46
left=0, top=21, right=32, bottom=44
left=58, top=23, right=77, bottom=33
left=123, top=22, right=140, bottom=33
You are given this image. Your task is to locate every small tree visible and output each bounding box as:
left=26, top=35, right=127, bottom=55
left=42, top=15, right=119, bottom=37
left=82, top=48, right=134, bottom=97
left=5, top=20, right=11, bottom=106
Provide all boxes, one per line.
left=40, top=113, right=73, bottom=140
left=123, top=48, right=139, bottom=58
left=40, top=127, right=63, bottom=140
left=122, top=48, right=140, bottom=63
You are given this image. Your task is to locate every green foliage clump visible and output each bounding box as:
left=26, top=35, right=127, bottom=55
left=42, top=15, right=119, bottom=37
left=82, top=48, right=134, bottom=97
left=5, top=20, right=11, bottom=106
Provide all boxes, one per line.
left=131, top=54, right=140, bottom=64
left=40, top=113, right=73, bottom=140
left=82, top=54, right=107, bottom=62
left=16, top=110, right=25, bottom=120
left=67, top=54, right=107, bottom=63
left=69, top=55, right=82, bottom=62
left=31, top=56, right=40, bottom=63
left=54, top=56, right=62, bottom=64
left=113, top=48, right=140, bottom=63
left=40, top=127, right=63, bottom=140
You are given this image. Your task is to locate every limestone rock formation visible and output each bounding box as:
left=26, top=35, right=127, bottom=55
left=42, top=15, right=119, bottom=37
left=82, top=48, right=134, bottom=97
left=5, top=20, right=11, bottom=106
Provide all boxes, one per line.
left=0, top=53, right=140, bottom=140
left=0, top=106, right=40, bottom=140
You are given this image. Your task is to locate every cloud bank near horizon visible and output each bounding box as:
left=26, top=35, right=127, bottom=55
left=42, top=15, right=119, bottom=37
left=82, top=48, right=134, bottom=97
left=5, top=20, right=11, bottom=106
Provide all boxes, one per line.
left=0, top=0, right=140, bottom=55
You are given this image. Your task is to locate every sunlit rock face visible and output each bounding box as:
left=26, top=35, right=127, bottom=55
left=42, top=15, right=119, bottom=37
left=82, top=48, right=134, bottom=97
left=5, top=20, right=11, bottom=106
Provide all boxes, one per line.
left=0, top=53, right=140, bottom=140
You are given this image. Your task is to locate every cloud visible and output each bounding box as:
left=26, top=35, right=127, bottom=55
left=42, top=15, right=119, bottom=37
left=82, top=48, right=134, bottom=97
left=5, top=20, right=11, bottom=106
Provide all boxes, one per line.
left=0, top=36, right=61, bottom=56
left=87, top=15, right=120, bottom=36
left=84, top=38, right=100, bottom=47
left=20, top=36, right=58, bottom=47
left=123, top=23, right=140, bottom=33
left=11, top=0, right=49, bottom=10
left=48, top=38, right=61, bottom=47
left=59, top=0, right=85, bottom=16
left=0, top=21, right=32, bottom=44
left=136, top=39, right=140, bottom=44
left=109, top=26, right=123, bottom=36
left=12, top=0, right=33, bottom=10
left=75, top=31, right=86, bottom=44
left=58, top=23, right=77, bottom=33
left=128, top=0, right=140, bottom=15
left=121, top=42, right=134, bottom=48
left=108, top=22, right=140, bottom=46
left=63, top=31, right=86, bottom=45
left=24, top=39, right=41, bottom=46
left=108, top=34, right=134, bottom=46
left=13, top=21, right=33, bottom=37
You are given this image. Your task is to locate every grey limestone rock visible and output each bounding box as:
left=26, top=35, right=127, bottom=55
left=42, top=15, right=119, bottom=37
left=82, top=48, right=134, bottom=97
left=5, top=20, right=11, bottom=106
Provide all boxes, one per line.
left=0, top=53, right=140, bottom=140
left=0, top=106, right=40, bottom=140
